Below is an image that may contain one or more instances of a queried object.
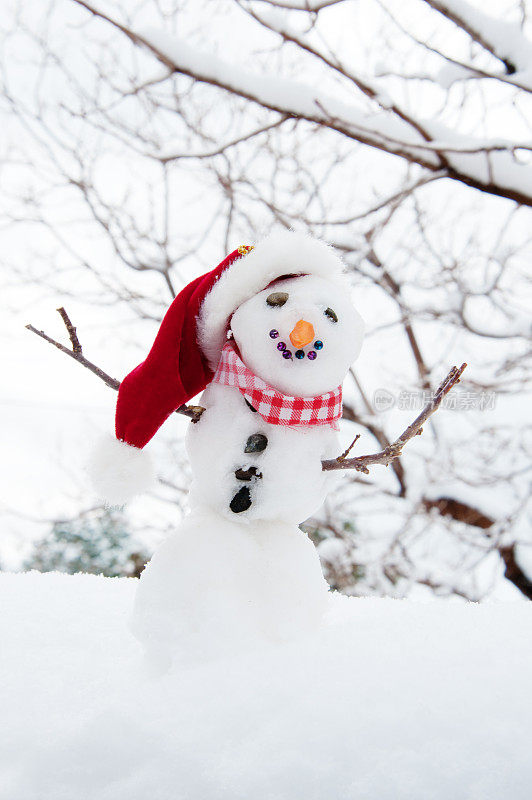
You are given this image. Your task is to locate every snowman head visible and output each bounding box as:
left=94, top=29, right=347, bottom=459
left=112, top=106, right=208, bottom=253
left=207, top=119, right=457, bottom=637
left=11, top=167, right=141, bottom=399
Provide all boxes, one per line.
left=230, top=274, right=364, bottom=397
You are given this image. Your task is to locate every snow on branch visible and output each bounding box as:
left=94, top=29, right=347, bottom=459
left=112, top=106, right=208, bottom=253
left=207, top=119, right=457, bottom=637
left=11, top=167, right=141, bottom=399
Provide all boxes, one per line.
left=423, top=0, right=532, bottom=79
left=238, top=2, right=439, bottom=146
left=70, top=0, right=532, bottom=207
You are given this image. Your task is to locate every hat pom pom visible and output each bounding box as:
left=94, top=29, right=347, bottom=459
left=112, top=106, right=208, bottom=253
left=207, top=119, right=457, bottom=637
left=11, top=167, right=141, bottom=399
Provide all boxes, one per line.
left=88, top=434, right=156, bottom=506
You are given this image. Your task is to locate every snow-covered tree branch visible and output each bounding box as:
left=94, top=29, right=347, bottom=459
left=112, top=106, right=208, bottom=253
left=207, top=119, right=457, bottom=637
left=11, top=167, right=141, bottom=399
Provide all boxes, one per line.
left=71, top=0, right=532, bottom=206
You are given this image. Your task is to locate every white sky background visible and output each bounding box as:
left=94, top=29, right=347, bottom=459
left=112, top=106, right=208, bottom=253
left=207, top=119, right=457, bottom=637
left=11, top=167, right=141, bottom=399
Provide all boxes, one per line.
left=0, top=0, right=531, bottom=592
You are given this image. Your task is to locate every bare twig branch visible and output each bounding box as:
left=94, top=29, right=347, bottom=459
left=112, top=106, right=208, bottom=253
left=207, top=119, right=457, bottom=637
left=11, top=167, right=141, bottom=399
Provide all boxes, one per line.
left=25, top=320, right=120, bottom=391
left=159, top=119, right=288, bottom=162
left=252, top=0, right=345, bottom=9
left=337, top=434, right=360, bottom=461
left=56, top=306, right=82, bottom=353
left=322, top=363, right=467, bottom=472
left=25, top=309, right=205, bottom=422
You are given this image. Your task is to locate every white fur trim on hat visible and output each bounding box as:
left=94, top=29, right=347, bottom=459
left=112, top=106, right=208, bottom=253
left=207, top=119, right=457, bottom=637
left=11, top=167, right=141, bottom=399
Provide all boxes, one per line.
left=197, top=229, right=347, bottom=371
left=88, top=434, right=156, bottom=506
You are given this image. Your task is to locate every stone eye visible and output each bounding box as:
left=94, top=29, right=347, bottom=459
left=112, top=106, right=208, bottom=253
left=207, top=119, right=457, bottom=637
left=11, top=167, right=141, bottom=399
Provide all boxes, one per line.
left=324, top=307, right=338, bottom=323
left=266, top=291, right=289, bottom=307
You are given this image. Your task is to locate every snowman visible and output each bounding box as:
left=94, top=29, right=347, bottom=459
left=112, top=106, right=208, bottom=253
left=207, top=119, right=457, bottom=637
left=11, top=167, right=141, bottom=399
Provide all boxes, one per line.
left=91, top=230, right=364, bottom=667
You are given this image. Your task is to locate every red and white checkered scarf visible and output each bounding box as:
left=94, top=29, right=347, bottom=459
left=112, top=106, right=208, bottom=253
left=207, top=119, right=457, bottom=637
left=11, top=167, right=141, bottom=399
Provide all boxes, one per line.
left=212, top=342, right=342, bottom=428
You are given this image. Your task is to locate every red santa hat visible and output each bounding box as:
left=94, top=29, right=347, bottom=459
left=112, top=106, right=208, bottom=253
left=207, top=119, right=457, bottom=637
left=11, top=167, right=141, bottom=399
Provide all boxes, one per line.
left=89, top=229, right=346, bottom=504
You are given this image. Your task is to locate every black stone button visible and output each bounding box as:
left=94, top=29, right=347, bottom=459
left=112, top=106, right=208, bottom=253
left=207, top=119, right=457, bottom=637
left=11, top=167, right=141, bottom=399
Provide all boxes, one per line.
left=230, top=486, right=252, bottom=513
left=235, top=466, right=262, bottom=481
left=244, top=434, right=268, bottom=453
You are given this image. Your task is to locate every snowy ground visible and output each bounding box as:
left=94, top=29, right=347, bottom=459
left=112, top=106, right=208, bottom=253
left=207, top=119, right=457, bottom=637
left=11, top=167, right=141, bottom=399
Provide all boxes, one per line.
left=1, top=571, right=531, bottom=800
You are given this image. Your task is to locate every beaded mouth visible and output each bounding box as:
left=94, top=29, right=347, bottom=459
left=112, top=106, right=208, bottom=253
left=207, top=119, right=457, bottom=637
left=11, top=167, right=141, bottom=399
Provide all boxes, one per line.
left=270, top=330, right=323, bottom=361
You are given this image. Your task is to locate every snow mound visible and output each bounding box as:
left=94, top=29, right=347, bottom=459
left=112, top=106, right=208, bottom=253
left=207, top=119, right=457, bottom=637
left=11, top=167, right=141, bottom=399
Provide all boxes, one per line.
left=131, top=509, right=330, bottom=670
left=1, top=571, right=531, bottom=799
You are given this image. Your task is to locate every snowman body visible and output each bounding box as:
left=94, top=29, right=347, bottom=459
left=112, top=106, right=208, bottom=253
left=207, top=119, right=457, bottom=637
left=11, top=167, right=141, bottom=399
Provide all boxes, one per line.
left=126, top=259, right=364, bottom=668
left=131, top=505, right=330, bottom=670
left=186, top=381, right=339, bottom=524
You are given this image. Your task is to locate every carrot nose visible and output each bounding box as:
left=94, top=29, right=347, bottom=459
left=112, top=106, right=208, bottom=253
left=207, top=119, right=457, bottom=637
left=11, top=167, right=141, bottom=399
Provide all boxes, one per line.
left=289, top=319, right=315, bottom=349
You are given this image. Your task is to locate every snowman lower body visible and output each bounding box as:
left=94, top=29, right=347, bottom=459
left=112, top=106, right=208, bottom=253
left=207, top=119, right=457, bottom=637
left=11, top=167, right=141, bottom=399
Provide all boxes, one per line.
left=131, top=507, right=330, bottom=669
left=131, top=384, right=340, bottom=668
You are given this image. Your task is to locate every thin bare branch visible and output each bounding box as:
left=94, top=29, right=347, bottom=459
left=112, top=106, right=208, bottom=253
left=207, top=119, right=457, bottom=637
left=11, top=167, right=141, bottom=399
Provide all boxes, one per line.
left=322, top=363, right=467, bottom=472
left=337, top=434, right=361, bottom=461
left=25, top=321, right=120, bottom=391
left=56, top=306, right=82, bottom=354
left=25, top=309, right=205, bottom=422
left=252, top=0, right=344, bottom=9
left=159, top=119, right=288, bottom=162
